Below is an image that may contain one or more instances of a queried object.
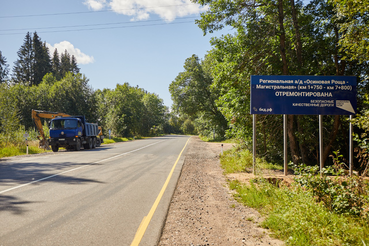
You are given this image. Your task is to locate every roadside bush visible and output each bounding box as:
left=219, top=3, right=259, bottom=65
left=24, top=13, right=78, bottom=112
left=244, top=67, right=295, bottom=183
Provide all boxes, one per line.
left=293, top=164, right=369, bottom=218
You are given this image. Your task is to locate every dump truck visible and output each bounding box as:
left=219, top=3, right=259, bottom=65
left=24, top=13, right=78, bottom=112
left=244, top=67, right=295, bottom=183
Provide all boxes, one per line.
left=32, top=109, right=104, bottom=152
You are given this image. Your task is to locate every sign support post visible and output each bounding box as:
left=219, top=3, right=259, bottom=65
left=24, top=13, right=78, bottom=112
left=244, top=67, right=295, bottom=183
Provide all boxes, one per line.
left=253, top=114, right=256, bottom=175
left=319, top=115, right=323, bottom=175
left=349, top=115, right=353, bottom=176
left=283, top=115, right=288, bottom=175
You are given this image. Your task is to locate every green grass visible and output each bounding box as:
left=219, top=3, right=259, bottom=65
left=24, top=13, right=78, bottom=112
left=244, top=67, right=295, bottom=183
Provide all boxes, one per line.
left=229, top=179, right=369, bottom=245
left=102, top=136, right=147, bottom=144
left=199, top=135, right=237, bottom=143
left=102, top=137, right=130, bottom=144
left=0, top=141, right=50, bottom=158
left=221, top=146, right=369, bottom=246
left=220, top=147, right=282, bottom=174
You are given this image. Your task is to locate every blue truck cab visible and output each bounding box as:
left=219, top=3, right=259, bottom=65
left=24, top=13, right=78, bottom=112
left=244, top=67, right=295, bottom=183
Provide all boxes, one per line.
left=48, top=115, right=101, bottom=152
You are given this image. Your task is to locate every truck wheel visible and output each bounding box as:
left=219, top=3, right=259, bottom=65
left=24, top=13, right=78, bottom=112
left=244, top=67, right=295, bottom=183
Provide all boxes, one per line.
left=96, top=138, right=101, bottom=147
left=75, top=139, right=81, bottom=151
left=88, top=138, right=92, bottom=149
left=92, top=138, right=96, bottom=149
left=52, top=145, right=59, bottom=152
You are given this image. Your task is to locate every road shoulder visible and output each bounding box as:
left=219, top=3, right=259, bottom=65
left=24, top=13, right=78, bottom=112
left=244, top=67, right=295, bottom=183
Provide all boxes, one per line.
left=158, top=136, right=284, bottom=245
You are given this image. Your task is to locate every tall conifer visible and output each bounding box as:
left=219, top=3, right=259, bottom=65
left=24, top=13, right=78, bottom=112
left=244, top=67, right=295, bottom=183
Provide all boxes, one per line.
left=70, top=55, right=80, bottom=74
left=51, top=48, right=61, bottom=80
left=0, top=51, right=9, bottom=83
left=33, top=32, right=51, bottom=85
left=13, top=32, right=34, bottom=85
left=60, top=49, right=71, bottom=77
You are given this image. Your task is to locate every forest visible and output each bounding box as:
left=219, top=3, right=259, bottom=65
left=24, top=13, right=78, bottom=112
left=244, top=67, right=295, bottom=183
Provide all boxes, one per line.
left=169, top=0, right=369, bottom=172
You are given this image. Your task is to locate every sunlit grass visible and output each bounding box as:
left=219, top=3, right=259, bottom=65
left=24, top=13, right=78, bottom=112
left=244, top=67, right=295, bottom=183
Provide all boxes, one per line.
left=0, top=141, right=49, bottom=158
left=229, top=179, right=369, bottom=246
left=221, top=145, right=369, bottom=246
left=220, top=146, right=282, bottom=174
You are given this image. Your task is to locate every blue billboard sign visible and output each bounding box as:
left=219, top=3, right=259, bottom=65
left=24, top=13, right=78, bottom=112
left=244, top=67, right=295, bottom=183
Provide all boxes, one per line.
left=250, top=75, right=357, bottom=115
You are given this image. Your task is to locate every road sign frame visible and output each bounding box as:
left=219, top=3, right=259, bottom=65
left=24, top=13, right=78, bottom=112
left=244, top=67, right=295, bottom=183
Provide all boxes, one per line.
left=250, top=75, right=357, bottom=115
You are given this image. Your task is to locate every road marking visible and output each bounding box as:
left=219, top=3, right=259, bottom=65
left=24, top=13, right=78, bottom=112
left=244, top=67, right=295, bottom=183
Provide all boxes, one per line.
left=130, top=137, right=190, bottom=246
left=0, top=140, right=163, bottom=195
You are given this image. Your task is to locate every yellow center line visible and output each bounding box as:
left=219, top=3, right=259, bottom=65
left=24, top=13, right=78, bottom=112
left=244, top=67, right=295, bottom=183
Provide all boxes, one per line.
left=130, top=137, right=191, bottom=246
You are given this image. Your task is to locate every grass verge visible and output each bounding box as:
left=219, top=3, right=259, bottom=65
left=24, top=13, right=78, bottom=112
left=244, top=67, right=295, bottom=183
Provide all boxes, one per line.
left=0, top=141, right=50, bottom=158
left=221, top=146, right=369, bottom=246
left=220, top=147, right=282, bottom=174
left=229, top=179, right=369, bottom=245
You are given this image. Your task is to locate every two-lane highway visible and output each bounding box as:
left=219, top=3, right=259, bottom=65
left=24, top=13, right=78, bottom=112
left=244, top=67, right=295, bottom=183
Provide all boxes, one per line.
left=0, top=135, right=190, bottom=246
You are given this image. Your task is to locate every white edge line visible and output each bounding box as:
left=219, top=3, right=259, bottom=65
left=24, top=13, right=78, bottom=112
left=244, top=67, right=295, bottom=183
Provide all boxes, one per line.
left=0, top=140, right=163, bottom=195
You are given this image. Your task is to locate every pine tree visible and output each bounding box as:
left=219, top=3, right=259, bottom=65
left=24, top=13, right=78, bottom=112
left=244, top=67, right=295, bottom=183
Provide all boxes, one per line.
left=13, top=32, right=34, bottom=85
left=51, top=48, right=61, bottom=80
left=32, top=32, right=51, bottom=85
left=70, top=55, right=80, bottom=74
left=60, top=49, right=71, bottom=77
left=0, top=51, right=9, bottom=83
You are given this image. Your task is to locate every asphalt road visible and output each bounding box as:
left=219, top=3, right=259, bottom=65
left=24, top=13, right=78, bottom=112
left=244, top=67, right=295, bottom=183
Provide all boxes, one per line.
left=0, top=135, right=190, bottom=246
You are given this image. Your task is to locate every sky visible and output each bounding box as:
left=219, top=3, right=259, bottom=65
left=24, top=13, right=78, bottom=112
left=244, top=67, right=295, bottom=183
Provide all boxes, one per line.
left=0, top=0, right=229, bottom=108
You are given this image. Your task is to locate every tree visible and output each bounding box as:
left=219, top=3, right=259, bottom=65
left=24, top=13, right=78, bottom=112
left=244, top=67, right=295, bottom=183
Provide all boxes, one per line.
left=331, top=0, right=369, bottom=63
left=13, top=32, right=34, bottom=85
left=33, top=32, right=51, bottom=85
left=141, top=93, right=165, bottom=135
left=0, top=51, right=9, bottom=83
left=70, top=55, right=80, bottom=74
left=13, top=32, right=53, bottom=86
left=51, top=49, right=61, bottom=80
left=170, top=54, right=228, bottom=138
left=60, top=50, right=71, bottom=78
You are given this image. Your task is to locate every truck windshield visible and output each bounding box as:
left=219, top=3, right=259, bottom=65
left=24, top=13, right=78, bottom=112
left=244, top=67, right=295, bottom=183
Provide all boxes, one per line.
left=51, top=119, right=78, bottom=129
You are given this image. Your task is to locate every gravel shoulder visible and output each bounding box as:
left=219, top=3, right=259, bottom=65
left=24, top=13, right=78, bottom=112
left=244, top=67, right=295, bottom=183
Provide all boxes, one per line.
left=158, top=136, right=284, bottom=246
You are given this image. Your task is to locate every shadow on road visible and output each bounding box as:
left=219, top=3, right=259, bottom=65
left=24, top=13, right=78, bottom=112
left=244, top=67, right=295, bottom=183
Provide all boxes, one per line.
left=0, top=195, right=32, bottom=215
left=0, top=159, right=105, bottom=214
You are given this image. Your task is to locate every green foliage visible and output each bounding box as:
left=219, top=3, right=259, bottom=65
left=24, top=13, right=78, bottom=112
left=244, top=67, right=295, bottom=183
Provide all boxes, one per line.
left=293, top=164, right=369, bottom=218
left=351, top=100, right=369, bottom=176
left=95, top=83, right=167, bottom=138
left=181, top=118, right=197, bottom=135
left=229, top=179, right=369, bottom=245
left=331, top=0, right=369, bottom=63
left=0, top=126, right=49, bottom=158
left=169, top=54, right=228, bottom=138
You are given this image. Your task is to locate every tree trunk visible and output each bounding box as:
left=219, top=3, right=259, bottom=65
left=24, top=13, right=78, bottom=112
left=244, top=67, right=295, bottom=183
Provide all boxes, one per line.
left=288, top=115, right=300, bottom=164
left=290, top=0, right=303, bottom=72
left=278, top=0, right=299, bottom=164
left=323, top=115, right=341, bottom=163
left=278, top=0, right=289, bottom=75
left=297, top=116, right=308, bottom=164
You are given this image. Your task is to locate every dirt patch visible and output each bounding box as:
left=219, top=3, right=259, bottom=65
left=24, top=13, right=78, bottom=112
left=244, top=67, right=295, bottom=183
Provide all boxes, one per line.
left=158, top=136, right=284, bottom=246
left=226, top=169, right=295, bottom=187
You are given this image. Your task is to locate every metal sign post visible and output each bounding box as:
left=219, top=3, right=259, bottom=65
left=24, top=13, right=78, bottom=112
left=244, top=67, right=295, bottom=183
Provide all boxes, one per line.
left=284, top=115, right=287, bottom=176
left=253, top=114, right=256, bottom=175
left=349, top=115, right=353, bottom=176
left=319, top=115, right=323, bottom=175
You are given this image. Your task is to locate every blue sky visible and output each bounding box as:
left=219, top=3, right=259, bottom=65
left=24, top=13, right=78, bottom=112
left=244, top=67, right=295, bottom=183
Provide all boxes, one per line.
left=0, top=0, right=227, bottom=108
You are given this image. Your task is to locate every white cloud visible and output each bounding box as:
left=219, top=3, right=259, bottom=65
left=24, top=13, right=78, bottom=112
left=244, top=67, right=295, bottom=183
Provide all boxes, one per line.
left=83, top=0, right=207, bottom=22
left=83, top=0, right=107, bottom=11
left=46, top=41, right=95, bottom=65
